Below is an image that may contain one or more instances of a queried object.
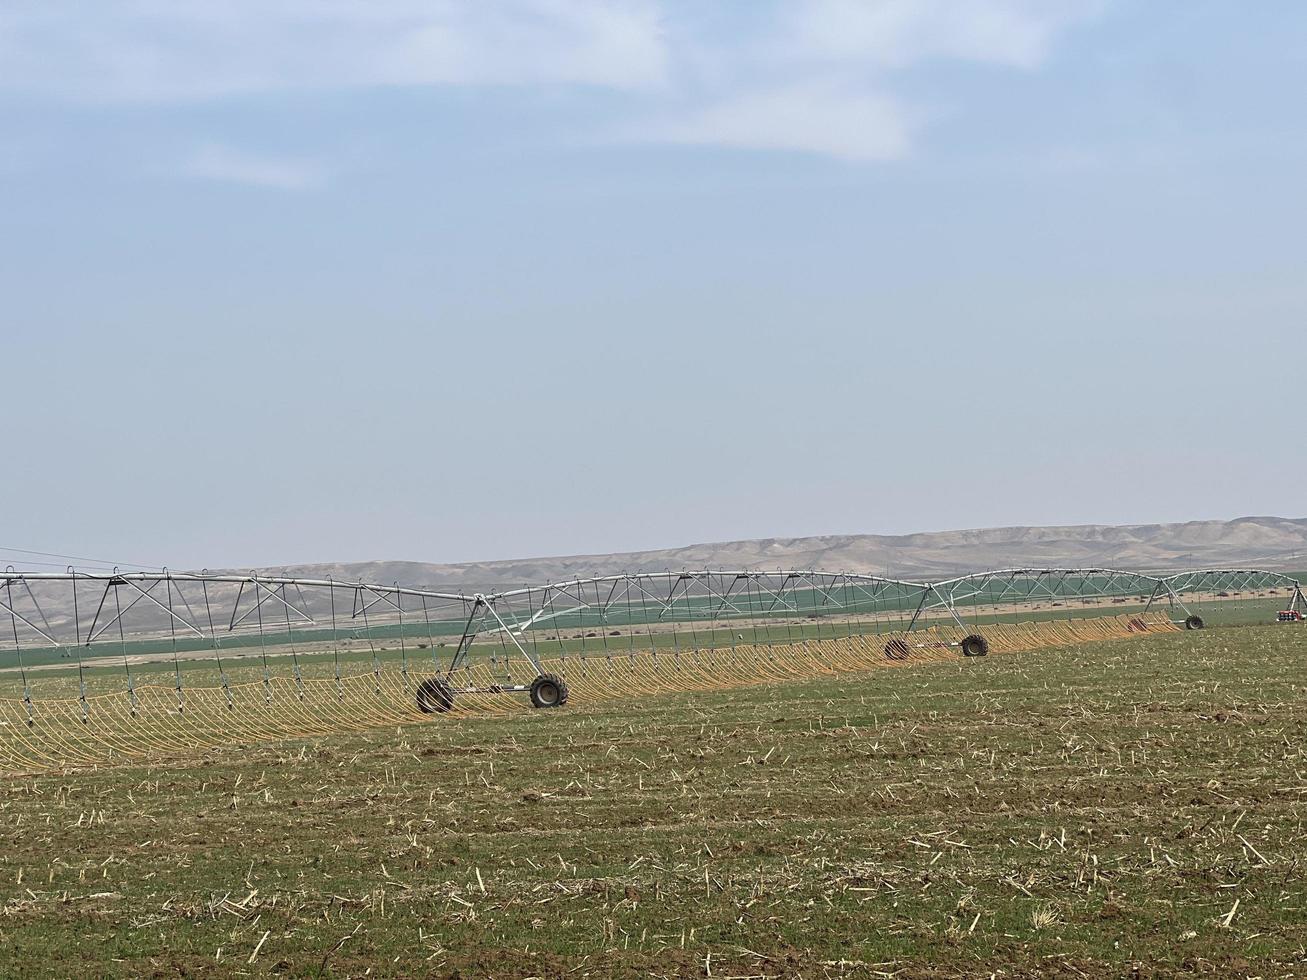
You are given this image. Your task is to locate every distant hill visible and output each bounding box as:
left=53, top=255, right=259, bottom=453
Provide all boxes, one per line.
left=249, top=516, right=1307, bottom=589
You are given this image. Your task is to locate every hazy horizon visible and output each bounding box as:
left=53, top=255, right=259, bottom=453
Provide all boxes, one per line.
left=229, top=514, right=1307, bottom=571
left=5, top=514, right=1307, bottom=578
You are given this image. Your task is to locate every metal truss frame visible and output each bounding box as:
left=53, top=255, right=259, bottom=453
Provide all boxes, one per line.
left=893, top=566, right=1305, bottom=634
left=1150, top=568, right=1305, bottom=615
left=917, top=567, right=1175, bottom=631
left=0, top=565, right=1301, bottom=704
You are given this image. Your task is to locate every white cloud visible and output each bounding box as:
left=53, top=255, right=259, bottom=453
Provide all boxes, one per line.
left=0, top=1, right=1103, bottom=163
left=0, top=1, right=669, bottom=101
left=179, top=143, right=326, bottom=191
left=786, top=0, right=1103, bottom=70
left=621, top=0, right=1100, bottom=160
left=637, top=82, right=913, bottom=162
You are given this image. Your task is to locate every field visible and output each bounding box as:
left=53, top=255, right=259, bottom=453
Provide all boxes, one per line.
left=1, top=624, right=1305, bottom=977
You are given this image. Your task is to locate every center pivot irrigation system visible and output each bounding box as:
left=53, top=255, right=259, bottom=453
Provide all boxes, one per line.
left=2, top=567, right=1296, bottom=705
left=425, top=566, right=1303, bottom=705
left=0, top=564, right=1302, bottom=773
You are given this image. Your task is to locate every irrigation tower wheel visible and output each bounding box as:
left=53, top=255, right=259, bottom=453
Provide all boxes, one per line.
left=415, top=677, right=455, bottom=713
left=1184, top=614, right=1205, bottom=630
left=884, top=639, right=910, bottom=660
left=529, top=673, right=569, bottom=709
left=960, top=634, right=990, bottom=657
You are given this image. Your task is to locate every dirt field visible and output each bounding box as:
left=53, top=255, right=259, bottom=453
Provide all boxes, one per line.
left=1, top=624, right=1304, bottom=977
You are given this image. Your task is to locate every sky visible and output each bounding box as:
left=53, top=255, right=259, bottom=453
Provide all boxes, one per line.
left=1, top=0, right=1305, bottom=571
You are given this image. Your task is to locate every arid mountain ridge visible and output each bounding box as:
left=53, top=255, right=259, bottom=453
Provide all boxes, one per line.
left=251, top=516, right=1307, bottom=590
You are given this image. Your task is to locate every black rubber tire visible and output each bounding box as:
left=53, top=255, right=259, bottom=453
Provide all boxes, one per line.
left=1184, top=614, right=1204, bottom=631
left=960, top=634, right=990, bottom=657
left=884, top=639, right=910, bottom=661
left=529, top=673, right=569, bottom=709
left=415, top=677, right=455, bottom=713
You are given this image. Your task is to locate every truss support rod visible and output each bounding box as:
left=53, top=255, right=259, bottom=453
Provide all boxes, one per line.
left=119, top=578, right=208, bottom=640
left=1164, top=583, right=1192, bottom=618
left=446, top=599, right=485, bottom=675
left=1142, top=581, right=1164, bottom=612
left=936, top=585, right=971, bottom=632
left=1142, top=579, right=1190, bottom=616
left=480, top=598, right=545, bottom=675
left=0, top=594, right=62, bottom=648
left=904, top=587, right=931, bottom=634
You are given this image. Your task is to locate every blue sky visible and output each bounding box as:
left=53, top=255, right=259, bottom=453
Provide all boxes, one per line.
left=1, top=1, right=1304, bottom=570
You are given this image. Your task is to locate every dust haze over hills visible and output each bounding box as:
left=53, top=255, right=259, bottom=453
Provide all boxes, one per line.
left=251, top=517, right=1307, bottom=590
